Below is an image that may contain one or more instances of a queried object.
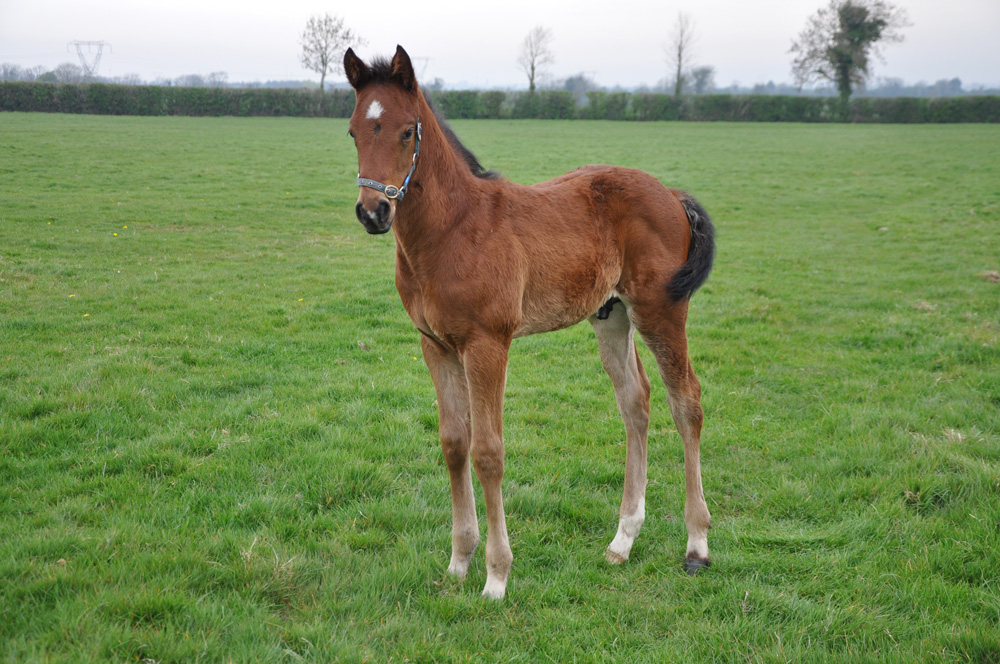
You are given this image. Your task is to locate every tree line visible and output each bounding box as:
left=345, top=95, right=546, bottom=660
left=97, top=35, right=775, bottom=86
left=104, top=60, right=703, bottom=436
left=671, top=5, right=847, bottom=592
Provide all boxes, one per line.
left=3, top=80, right=997, bottom=123
left=3, top=60, right=992, bottom=102
left=2, top=1, right=994, bottom=106
left=0, top=62, right=312, bottom=90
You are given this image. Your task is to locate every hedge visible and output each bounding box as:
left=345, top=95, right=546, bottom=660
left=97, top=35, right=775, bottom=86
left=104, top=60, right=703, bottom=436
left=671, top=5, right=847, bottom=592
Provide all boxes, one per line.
left=2, top=82, right=998, bottom=123
left=0, top=82, right=354, bottom=118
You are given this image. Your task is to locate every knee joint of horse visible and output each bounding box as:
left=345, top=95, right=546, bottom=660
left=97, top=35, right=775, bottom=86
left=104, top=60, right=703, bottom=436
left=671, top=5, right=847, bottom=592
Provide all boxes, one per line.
left=471, top=445, right=504, bottom=479
left=440, top=432, right=470, bottom=471
left=679, top=399, right=704, bottom=427
left=634, top=376, right=652, bottom=408
left=684, top=397, right=703, bottom=421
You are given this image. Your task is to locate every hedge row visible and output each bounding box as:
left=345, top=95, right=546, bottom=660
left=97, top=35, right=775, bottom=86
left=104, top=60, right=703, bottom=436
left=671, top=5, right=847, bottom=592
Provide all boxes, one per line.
left=0, top=82, right=355, bottom=117
left=2, top=82, right=998, bottom=123
left=433, top=90, right=1000, bottom=123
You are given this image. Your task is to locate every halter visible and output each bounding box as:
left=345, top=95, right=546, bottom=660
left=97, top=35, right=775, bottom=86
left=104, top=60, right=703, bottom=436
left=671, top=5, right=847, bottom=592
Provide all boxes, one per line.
left=356, top=120, right=422, bottom=201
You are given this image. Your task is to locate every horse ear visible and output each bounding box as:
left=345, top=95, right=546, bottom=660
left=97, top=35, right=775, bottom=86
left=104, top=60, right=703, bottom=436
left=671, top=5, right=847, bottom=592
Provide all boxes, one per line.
left=344, top=48, right=369, bottom=89
left=390, top=45, right=417, bottom=91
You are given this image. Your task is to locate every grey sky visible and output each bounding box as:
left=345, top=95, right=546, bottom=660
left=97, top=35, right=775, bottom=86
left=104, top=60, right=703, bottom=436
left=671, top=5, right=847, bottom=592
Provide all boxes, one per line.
left=2, top=0, right=998, bottom=88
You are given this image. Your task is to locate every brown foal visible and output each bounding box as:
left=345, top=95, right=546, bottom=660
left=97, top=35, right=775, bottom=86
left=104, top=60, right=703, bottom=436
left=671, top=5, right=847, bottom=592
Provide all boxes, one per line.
left=344, top=46, right=716, bottom=599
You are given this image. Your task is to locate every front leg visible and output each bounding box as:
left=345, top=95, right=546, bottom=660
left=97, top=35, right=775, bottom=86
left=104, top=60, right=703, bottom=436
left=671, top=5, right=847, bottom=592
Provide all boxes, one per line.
left=421, top=336, right=479, bottom=580
left=461, top=335, right=514, bottom=599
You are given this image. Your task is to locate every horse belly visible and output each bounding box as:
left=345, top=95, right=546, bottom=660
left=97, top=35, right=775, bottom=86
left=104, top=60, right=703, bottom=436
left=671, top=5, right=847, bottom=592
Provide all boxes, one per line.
left=514, top=258, right=619, bottom=337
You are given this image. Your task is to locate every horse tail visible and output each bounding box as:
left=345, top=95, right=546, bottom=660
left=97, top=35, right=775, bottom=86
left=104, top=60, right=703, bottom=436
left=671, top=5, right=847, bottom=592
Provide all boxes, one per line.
left=666, top=192, right=716, bottom=301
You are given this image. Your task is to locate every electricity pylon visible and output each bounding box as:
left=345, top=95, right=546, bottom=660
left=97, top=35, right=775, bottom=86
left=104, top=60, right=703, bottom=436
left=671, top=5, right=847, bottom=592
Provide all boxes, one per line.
left=68, top=41, right=112, bottom=78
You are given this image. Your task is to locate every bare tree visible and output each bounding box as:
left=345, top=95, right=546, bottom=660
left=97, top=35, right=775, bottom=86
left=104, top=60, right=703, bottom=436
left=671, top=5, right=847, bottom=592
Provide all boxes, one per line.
left=1, top=63, right=24, bottom=81
left=299, top=13, right=365, bottom=92
left=665, top=12, right=697, bottom=97
left=175, top=74, right=206, bottom=88
left=517, top=25, right=555, bottom=93
left=53, top=63, right=84, bottom=83
left=206, top=71, right=229, bottom=88
left=113, top=73, right=143, bottom=85
left=29, top=65, right=47, bottom=81
left=790, top=0, right=910, bottom=106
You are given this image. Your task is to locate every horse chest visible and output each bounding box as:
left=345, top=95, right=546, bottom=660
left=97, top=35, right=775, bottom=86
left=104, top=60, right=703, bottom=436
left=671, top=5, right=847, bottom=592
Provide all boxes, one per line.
left=395, top=274, right=462, bottom=349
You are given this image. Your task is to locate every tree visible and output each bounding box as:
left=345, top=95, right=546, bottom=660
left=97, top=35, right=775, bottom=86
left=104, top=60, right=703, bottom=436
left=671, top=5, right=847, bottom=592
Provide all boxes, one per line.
left=175, top=74, right=206, bottom=88
left=299, top=13, right=365, bottom=92
left=790, top=0, right=910, bottom=107
left=517, top=25, right=555, bottom=93
left=113, top=73, right=143, bottom=85
left=690, top=66, right=716, bottom=95
left=53, top=63, right=84, bottom=83
left=1, top=63, right=25, bottom=81
left=206, top=71, right=229, bottom=88
left=562, top=73, right=597, bottom=104
left=665, top=12, right=697, bottom=98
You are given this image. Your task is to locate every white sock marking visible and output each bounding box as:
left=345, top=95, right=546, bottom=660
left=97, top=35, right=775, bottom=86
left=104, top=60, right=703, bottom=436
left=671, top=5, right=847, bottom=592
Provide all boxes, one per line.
left=607, top=497, right=645, bottom=562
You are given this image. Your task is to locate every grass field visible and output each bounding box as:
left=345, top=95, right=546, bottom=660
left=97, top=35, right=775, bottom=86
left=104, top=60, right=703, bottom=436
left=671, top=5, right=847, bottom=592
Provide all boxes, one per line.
left=2, top=112, right=999, bottom=662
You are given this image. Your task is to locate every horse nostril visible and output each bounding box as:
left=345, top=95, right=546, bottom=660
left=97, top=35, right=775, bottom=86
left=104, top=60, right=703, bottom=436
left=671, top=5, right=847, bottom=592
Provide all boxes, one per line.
left=356, top=199, right=393, bottom=232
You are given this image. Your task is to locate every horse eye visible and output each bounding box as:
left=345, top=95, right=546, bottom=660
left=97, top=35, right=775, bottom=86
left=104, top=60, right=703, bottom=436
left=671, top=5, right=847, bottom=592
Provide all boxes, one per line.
left=402, top=128, right=414, bottom=141
left=347, top=129, right=355, bottom=139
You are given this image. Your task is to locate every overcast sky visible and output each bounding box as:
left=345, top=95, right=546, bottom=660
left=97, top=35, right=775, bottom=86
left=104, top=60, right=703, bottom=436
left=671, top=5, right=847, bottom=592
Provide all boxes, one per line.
left=2, top=0, right=998, bottom=89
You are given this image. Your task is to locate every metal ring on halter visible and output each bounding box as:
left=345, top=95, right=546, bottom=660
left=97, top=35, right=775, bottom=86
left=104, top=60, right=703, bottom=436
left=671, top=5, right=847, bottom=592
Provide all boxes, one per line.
left=356, top=120, right=422, bottom=202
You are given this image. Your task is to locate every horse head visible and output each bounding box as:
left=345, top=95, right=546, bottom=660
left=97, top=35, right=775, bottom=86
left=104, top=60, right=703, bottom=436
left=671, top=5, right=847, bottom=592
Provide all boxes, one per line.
left=345, top=45, right=422, bottom=234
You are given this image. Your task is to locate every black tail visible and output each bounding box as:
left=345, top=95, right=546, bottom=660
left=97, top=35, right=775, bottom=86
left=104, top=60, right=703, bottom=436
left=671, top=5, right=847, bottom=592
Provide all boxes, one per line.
left=666, top=192, right=716, bottom=301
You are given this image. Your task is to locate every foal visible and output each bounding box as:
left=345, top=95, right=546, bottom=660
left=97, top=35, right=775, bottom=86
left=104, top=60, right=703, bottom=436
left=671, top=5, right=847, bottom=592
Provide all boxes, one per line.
left=344, top=46, right=716, bottom=599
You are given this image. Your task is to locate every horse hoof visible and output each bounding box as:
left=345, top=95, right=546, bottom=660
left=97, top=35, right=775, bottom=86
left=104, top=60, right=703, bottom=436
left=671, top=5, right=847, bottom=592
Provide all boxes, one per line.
left=684, top=556, right=711, bottom=575
left=605, top=549, right=628, bottom=565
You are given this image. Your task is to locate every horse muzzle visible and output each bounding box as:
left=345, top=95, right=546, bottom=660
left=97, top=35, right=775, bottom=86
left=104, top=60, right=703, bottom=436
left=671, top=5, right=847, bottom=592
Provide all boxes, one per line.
left=355, top=197, right=394, bottom=234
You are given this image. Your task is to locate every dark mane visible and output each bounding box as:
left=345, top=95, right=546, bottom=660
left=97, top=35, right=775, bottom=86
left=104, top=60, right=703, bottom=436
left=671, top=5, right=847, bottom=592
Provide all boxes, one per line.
left=425, top=96, right=501, bottom=181
left=365, top=57, right=500, bottom=181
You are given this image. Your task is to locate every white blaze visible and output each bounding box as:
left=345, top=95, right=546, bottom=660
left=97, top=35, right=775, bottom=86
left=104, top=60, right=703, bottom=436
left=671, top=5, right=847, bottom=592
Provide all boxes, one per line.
left=366, top=100, right=384, bottom=120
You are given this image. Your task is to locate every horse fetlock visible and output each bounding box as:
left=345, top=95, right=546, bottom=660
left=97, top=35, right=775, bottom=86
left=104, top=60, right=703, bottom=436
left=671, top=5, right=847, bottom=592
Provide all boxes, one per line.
left=447, top=553, right=473, bottom=580
left=606, top=499, right=645, bottom=563
left=448, top=527, right=479, bottom=577
left=481, top=576, right=507, bottom=600
left=480, top=550, right=511, bottom=599
left=685, top=532, right=710, bottom=563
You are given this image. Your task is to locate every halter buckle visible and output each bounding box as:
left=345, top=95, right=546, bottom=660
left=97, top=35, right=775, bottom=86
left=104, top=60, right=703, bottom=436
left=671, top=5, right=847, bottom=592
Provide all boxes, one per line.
left=384, top=185, right=401, bottom=199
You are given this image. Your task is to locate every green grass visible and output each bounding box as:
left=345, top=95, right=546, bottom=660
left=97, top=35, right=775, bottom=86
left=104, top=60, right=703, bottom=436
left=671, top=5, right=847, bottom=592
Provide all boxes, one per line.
left=2, top=112, right=999, bottom=662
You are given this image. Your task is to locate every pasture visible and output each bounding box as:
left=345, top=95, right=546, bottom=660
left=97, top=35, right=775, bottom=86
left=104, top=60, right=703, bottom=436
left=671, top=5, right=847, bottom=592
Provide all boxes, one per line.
left=1, top=112, right=998, bottom=662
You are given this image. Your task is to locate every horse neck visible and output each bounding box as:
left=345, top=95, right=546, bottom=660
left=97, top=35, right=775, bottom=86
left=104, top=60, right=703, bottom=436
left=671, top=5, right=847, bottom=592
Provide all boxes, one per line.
left=393, top=93, right=482, bottom=251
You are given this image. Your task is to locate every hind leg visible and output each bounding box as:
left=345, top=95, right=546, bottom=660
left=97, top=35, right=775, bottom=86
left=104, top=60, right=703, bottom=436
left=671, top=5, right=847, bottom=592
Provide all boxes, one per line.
left=633, top=300, right=711, bottom=573
left=590, top=303, right=652, bottom=564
